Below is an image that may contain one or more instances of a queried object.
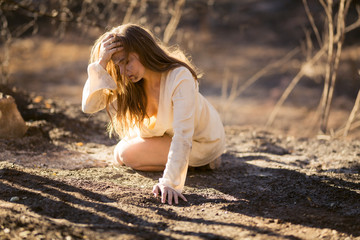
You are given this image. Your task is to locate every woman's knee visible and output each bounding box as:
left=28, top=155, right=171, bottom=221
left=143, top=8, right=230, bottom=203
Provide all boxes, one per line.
left=113, top=140, right=129, bottom=166
left=113, top=139, right=138, bottom=168
left=113, top=135, right=170, bottom=170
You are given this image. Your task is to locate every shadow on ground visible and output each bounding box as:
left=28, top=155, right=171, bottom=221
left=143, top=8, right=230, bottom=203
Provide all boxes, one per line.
left=185, top=152, right=360, bottom=237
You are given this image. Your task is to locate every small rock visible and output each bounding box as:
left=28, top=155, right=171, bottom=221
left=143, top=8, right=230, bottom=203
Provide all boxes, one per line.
left=19, top=230, right=31, bottom=238
left=274, top=219, right=284, bottom=224
left=10, top=196, right=20, bottom=202
left=3, top=228, right=10, bottom=234
left=0, top=94, right=28, bottom=139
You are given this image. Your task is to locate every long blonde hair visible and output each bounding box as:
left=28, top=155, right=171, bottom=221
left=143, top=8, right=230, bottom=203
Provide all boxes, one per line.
left=89, top=24, right=199, bottom=138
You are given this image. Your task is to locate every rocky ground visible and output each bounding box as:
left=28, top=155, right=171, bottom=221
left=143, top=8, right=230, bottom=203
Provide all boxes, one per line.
left=0, top=86, right=359, bottom=240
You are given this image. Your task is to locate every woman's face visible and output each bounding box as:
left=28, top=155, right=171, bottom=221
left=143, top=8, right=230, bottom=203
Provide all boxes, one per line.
left=112, top=51, right=145, bottom=83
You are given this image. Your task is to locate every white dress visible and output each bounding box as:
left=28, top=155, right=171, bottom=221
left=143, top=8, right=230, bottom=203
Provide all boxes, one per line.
left=82, top=62, right=226, bottom=193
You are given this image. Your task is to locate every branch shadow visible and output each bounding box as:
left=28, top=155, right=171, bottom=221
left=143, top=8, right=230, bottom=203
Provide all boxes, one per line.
left=135, top=201, right=301, bottom=240
left=186, top=152, right=360, bottom=237
left=0, top=168, right=171, bottom=239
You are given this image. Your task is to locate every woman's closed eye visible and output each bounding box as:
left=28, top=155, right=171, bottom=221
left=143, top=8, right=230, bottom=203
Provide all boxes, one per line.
left=116, top=59, right=128, bottom=66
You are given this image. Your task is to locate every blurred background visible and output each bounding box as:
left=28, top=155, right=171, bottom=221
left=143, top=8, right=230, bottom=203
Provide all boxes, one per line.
left=1, top=0, right=360, bottom=138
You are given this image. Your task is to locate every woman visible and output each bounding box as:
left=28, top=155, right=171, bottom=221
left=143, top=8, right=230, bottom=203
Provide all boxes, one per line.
left=82, top=24, right=225, bottom=205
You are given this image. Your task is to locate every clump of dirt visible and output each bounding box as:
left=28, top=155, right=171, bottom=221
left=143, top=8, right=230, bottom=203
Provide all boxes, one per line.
left=0, top=88, right=359, bottom=239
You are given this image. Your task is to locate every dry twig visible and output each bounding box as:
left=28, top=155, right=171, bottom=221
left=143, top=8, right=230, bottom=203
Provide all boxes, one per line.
left=0, top=8, right=11, bottom=84
left=163, top=0, right=186, bottom=44
left=302, top=0, right=322, bottom=47
left=319, top=0, right=335, bottom=133
left=266, top=47, right=327, bottom=127
left=227, top=47, right=300, bottom=105
left=123, top=0, right=138, bottom=24
left=321, top=0, right=347, bottom=133
left=343, top=90, right=360, bottom=137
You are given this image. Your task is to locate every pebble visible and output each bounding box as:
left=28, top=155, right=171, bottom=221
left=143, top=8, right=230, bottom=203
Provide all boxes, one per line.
left=4, top=228, right=10, bottom=234
left=10, top=196, right=20, bottom=202
left=19, top=230, right=31, bottom=238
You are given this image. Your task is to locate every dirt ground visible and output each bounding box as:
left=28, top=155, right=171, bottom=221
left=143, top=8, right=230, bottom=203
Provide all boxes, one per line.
left=0, top=85, right=360, bottom=240
left=1, top=1, right=360, bottom=239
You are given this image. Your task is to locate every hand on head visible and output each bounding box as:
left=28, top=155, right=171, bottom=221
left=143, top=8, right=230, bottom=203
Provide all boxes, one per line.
left=98, top=34, right=123, bottom=69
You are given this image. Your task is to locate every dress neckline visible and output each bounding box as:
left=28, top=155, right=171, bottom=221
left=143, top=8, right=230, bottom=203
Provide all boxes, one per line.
left=142, top=72, right=165, bottom=131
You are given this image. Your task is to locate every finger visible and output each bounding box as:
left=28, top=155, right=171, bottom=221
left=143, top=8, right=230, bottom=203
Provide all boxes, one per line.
left=104, top=41, right=122, bottom=52
left=161, top=190, right=167, bottom=204
left=108, top=42, right=123, bottom=50
left=178, top=193, right=188, bottom=202
left=108, top=47, right=122, bottom=55
left=110, top=41, right=123, bottom=46
left=174, top=193, right=179, bottom=205
left=102, top=35, right=114, bottom=45
left=152, top=185, right=159, bottom=197
left=106, top=33, right=117, bottom=40
left=103, top=34, right=113, bottom=42
left=153, top=186, right=160, bottom=197
left=168, top=190, right=173, bottom=205
left=103, top=39, right=115, bottom=48
left=103, top=35, right=118, bottom=46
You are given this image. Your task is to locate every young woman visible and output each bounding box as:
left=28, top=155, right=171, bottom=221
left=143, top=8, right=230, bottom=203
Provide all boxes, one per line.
left=82, top=24, right=225, bottom=205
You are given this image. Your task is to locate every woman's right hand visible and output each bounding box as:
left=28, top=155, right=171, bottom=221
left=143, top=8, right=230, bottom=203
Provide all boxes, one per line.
left=98, top=34, right=123, bottom=69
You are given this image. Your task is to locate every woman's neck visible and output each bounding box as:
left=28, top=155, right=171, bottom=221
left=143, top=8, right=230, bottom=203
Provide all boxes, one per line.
left=143, top=69, right=161, bottom=118
left=143, top=69, right=162, bottom=93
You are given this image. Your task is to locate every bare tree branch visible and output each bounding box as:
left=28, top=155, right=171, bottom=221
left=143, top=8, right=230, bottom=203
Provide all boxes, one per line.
left=303, top=0, right=322, bottom=47
left=343, top=90, right=360, bottom=137
left=319, top=0, right=334, bottom=133
left=0, top=7, right=11, bottom=84
left=345, top=4, right=360, bottom=32
left=322, top=0, right=348, bottom=133
left=163, top=0, right=185, bottom=44
left=266, top=47, right=327, bottom=127
left=123, top=0, right=138, bottom=24
left=227, top=47, right=300, bottom=105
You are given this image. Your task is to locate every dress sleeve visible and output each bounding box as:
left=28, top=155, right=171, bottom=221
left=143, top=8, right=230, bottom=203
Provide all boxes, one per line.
left=82, top=62, right=117, bottom=114
left=159, top=69, right=196, bottom=193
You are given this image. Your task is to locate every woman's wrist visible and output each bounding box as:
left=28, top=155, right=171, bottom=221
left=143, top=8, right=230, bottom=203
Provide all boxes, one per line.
left=98, top=58, right=108, bottom=69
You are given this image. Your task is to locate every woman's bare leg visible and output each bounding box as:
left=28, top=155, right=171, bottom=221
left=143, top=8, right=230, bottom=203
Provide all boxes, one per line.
left=113, top=134, right=172, bottom=171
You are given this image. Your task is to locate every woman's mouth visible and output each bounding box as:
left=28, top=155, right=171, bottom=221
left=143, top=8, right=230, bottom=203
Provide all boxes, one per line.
left=127, top=75, right=138, bottom=82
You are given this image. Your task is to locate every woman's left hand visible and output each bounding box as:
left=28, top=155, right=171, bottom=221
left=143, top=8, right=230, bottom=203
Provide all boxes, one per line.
left=152, top=183, right=187, bottom=205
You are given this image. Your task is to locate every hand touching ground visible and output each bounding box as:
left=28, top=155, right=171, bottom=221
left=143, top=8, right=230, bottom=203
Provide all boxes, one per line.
left=152, top=183, right=187, bottom=205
